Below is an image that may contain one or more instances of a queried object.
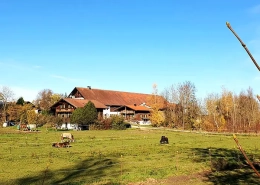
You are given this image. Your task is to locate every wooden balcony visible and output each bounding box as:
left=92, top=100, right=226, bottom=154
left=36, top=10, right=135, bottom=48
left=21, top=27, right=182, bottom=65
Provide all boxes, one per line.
left=56, top=108, right=74, bottom=112
left=121, top=110, right=134, bottom=114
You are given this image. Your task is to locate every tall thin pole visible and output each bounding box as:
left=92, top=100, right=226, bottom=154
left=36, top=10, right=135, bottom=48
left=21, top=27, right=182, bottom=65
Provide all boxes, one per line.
left=226, top=22, right=260, bottom=71
left=233, top=134, right=260, bottom=177
left=227, top=22, right=260, bottom=177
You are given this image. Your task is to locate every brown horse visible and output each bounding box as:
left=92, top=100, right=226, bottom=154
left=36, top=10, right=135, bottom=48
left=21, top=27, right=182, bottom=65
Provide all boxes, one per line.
left=52, top=142, right=70, bottom=148
left=19, top=124, right=29, bottom=131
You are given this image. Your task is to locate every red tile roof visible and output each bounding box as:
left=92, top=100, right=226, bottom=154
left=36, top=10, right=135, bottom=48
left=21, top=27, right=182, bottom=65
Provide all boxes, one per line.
left=51, top=98, right=107, bottom=109
left=70, top=87, right=167, bottom=108
left=125, top=105, right=151, bottom=111
left=113, top=104, right=151, bottom=111
left=64, top=98, right=107, bottom=109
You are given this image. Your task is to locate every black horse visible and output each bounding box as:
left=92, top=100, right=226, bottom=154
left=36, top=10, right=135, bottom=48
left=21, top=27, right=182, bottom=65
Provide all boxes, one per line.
left=160, top=136, right=169, bottom=144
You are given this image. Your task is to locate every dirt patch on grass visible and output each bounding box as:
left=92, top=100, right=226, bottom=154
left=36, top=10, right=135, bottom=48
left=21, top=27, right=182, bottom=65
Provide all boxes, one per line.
left=128, top=171, right=212, bottom=185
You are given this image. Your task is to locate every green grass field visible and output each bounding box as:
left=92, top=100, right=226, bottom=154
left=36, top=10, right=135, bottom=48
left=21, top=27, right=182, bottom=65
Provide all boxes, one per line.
left=0, top=126, right=260, bottom=185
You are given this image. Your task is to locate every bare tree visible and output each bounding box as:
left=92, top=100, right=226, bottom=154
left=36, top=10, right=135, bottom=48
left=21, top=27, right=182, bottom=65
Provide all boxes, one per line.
left=193, top=98, right=205, bottom=130
left=35, top=89, right=54, bottom=111
left=178, top=81, right=198, bottom=130
left=204, top=87, right=260, bottom=133
left=236, top=88, right=259, bottom=132
left=231, top=95, right=238, bottom=132
left=205, top=93, right=220, bottom=131
left=162, top=81, right=199, bottom=130
left=0, top=86, right=15, bottom=122
left=161, top=86, right=176, bottom=127
left=246, top=88, right=259, bottom=131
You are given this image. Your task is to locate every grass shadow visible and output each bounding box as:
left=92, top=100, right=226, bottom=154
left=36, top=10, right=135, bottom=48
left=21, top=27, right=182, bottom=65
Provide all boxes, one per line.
left=6, top=157, right=121, bottom=185
left=191, top=147, right=260, bottom=184
left=206, top=169, right=258, bottom=185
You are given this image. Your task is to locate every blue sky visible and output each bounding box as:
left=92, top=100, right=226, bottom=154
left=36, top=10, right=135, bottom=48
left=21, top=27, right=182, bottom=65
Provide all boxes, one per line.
left=1, top=0, right=260, bottom=102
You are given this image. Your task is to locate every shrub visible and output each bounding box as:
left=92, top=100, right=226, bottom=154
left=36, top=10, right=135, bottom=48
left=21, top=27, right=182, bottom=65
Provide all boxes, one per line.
left=90, top=120, right=107, bottom=130
left=111, top=115, right=126, bottom=130
left=100, top=118, right=112, bottom=130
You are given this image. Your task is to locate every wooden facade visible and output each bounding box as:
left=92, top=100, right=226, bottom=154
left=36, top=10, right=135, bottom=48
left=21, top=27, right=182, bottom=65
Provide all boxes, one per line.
left=52, top=100, right=75, bottom=123
left=114, top=105, right=151, bottom=122
left=51, top=98, right=106, bottom=123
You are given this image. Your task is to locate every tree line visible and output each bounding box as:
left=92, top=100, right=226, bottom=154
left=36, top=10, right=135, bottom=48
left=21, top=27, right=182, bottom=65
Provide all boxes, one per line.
left=1, top=83, right=260, bottom=132
left=149, top=82, right=260, bottom=133
left=0, top=88, right=65, bottom=127
left=0, top=87, right=127, bottom=130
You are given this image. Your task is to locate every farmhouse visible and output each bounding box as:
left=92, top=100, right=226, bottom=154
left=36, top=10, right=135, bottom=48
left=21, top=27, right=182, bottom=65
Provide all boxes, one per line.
left=50, top=86, right=167, bottom=125
left=51, top=98, right=107, bottom=120
left=113, top=104, right=151, bottom=124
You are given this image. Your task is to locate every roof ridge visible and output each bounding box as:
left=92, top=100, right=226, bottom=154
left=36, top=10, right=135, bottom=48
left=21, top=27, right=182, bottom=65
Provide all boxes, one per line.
left=76, top=87, right=152, bottom=95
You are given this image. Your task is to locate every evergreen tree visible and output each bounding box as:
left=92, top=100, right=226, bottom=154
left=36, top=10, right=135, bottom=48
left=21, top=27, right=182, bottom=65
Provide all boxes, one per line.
left=82, top=101, right=98, bottom=124
left=70, top=108, right=84, bottom=124
left=70, top=101, right=97, bottom=125
left=16, top=97, right=25, bottom=105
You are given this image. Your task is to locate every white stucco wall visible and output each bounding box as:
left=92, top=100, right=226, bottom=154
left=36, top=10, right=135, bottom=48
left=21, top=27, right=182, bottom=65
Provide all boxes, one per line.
left=103, top=106, right=120, bottom=118
left=61, top=123, right=79, bottom=130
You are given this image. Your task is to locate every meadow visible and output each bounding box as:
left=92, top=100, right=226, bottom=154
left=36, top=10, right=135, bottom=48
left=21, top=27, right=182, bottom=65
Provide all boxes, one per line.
left=0, top=126, right=260, bottom=185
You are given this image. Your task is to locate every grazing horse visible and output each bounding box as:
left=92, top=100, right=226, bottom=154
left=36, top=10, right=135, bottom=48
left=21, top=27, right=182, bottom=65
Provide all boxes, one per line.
left=52, top=142, right=70, bottom=148
left=160, top=136, right=169, bottom=144
left=61, top=133, right=74, bottom=142
left=27, top=124, right=37, bottom=131
left=18, top=124, right=29, bottom=131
